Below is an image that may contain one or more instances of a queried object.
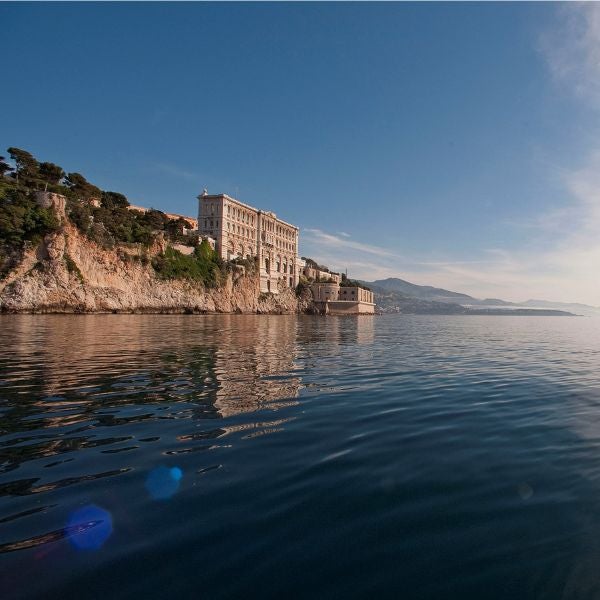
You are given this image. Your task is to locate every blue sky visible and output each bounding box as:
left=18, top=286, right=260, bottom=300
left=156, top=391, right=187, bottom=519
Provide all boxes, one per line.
left=3, top=3, right=600, bottom=304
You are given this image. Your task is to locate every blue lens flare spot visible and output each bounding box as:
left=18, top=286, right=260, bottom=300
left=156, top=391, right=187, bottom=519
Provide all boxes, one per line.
left=66, top=505, right=113, bottom=550
left=146, top=466, right=183, bottom=500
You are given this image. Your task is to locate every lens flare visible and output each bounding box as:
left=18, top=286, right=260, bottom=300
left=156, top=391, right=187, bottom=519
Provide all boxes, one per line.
left=145, top=466, right=183, bottom=500
left=66, top=505, right=113, bottom=550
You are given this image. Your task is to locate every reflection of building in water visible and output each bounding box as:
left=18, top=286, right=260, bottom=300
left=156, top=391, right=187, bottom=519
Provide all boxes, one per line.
left=296, top=314, right=376, bottom=350
left=212, top=315, right=302, bottom=417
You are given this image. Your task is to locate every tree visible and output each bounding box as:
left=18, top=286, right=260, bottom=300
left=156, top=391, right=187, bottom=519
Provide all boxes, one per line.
left=166, top=216, right=190, bottom=237
left=64, top=172, right=101, bottom=201
left=38, top=162, right=65, bottom=190
left=7, top=147, right=38, bottom=183
left=0, top=157, right=13, bottom=178
left=101, top=191, right=129, bottom=210
left=141, top=209, right=168, bottom=231
left=0, top=187, right=59, bottom=246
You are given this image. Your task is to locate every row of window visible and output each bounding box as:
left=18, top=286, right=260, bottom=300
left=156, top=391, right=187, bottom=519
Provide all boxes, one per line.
left=264, top=256, right=295, bottom=274
left=202, top=201, right=296, bottom=247
left=226, top=222, right=255, bottom=239
left=202, top=202, right=219, bottom=217
left=226, top=203, right=255, bottom=226
left=203, top=219, right=219, bottom=230
left=263, top=220, right=296, bottom=240
left=339, top=288, right=374, bottom=302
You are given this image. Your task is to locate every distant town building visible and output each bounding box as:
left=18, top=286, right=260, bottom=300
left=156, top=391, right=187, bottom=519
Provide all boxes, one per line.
left=197, top=191, right=299, bottom=293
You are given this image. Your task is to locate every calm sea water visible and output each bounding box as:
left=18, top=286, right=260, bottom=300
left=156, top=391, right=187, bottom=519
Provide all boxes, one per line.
left=1, top=314, right=600, bottom=599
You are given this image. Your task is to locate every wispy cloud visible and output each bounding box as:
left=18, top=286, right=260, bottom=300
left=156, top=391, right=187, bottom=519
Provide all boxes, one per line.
left=303, top=229, right=403, bottom=259
left=540, top=3, right=600, bottom=105
left=155, top=163, right=198, bottom=181
left=301, top=228, right=507, bottom=291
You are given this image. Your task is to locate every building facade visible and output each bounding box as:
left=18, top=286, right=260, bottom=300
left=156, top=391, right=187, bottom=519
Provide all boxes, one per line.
left=197, top=191, right=299, bottom=293
left=302, top=266, right=342, bottom=284
left=311, top=281, right=375, bottom=314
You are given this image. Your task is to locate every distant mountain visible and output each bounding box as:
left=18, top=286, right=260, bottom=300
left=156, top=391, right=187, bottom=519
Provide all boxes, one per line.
left=362, top=278, right=579, bottom=316
left=367, top=277, right=476, bottom=304
left=522, top=299, right=600, bottom=317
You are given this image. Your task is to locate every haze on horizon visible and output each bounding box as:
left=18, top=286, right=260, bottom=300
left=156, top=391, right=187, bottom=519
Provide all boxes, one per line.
left=2, top=3, right=600, bottom=306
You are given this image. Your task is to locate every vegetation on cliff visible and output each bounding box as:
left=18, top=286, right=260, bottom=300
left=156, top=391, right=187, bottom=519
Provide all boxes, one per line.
left=0, top=147, right=225, bottom=287
left=1, top=147, right=196, bottom=248
left=0, top=184, right=60, bottom=247
left=152, top=241, right=225, bottom=287
left=340, top=273, right=371, bottom=291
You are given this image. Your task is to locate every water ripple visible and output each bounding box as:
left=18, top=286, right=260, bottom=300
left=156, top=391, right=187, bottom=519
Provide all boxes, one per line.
left=1, top=314, right=600, bottom=599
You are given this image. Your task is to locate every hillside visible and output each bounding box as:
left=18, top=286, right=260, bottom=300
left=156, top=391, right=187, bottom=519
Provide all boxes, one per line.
left=364, top=278, right=577, bottom=316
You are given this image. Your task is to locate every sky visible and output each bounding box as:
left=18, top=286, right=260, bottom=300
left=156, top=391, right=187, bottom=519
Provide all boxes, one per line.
left=2, top=2, right=600, bottom=305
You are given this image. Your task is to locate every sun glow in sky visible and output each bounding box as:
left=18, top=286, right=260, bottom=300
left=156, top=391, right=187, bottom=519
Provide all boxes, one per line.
left=3, top=3, right=600, bottom=305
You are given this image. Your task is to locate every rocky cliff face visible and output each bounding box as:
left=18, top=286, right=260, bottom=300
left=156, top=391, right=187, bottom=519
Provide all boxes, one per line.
left=0, top=204, right=312, bottom=314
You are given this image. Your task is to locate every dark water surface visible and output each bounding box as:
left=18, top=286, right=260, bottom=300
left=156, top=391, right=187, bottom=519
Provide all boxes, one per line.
left=1, top=314, right=600, bottom=599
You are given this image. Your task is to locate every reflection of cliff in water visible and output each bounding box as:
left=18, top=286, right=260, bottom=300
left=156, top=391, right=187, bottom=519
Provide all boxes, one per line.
left=0, top=315, right=303, bottom=474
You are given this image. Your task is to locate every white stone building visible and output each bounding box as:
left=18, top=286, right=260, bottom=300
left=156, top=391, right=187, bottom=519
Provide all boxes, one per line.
left=310, top=281, right=375, bottom=314
left=197, top=191, right=299, bottom=293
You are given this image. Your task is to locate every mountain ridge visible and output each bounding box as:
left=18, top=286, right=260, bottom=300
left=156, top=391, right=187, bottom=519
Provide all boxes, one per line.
left=361, top=277, right=596, bottom=316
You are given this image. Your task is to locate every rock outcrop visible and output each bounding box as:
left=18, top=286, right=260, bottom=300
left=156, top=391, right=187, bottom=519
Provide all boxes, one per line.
left=0, top=221, right=312, bottom=314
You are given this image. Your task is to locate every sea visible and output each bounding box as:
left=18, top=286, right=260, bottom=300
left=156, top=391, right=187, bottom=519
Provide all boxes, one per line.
left=1, top=314, right=600, bottom=599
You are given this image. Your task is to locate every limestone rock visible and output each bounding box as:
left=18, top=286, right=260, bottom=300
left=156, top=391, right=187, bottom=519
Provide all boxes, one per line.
left=0, top=222, right=309, bottom=315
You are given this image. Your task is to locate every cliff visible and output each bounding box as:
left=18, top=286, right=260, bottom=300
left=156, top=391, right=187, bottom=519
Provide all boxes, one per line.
left=0, top=197, right=312, bottom=314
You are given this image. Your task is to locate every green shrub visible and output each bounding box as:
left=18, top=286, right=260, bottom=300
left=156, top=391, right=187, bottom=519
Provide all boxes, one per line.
left=152, top=246, right=224, bottom=287
left=340, top=278, right=370, bottom=291
left=0, top=184, right=60, bottom=248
